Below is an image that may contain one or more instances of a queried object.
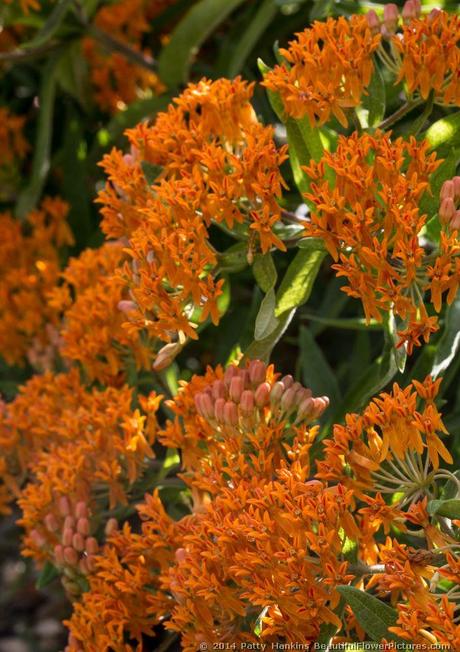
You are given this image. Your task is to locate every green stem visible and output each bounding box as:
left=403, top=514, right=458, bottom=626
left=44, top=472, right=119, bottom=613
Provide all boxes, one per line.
left=378, top=98, right=424, bottom=131
left=86, top=25, right=157, bottom=72
left=301, top=313, right=383, bottom=331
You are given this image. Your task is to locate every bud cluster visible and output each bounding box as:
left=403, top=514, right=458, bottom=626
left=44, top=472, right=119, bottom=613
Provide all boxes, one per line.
left=366, top=0, right=421, bottom=37
left=29, top=496, right=118, bottom=599
left=439, top=177, right=460, bottom=231
left=194, top=359, right=329, bottom=430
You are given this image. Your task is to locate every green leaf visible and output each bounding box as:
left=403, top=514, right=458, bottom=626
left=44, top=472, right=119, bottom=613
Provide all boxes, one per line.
left=296, top=115, right=324, bottom=163
left=243, top=308, right=295, bottom=363
left=385, top=311, right=407, bottom=373
left=227, top=0, right=278, bottom=77
left=423, top=110, right=460, bottom=151
left=218, top=242, right=248, bottom=273
left=299, top=326, right=341, bottom=407
left=275, top=248, right=325, bottom=316
left=36, top=561, right=60, bottom=589
left=55, top=41, right=92, bottom=111
left=337, top=586, right=405, bottom=643
left=22, top=0, right=74, bottom=48
left=16, top=56, right=59, bottom=218
left=253, top=252, right=277, bottom=293
left=419, top=147, right=460, bottom=219
left=255, top=288, right=279, bottom=341
left=431, top=289, right=460, bottom=379
left=158, top=0, right=246, bottom=87
left=363, top=62, right=385, bottom=128
left=427, top=498, right=460, bottom=519
left=141, top=161, right=162, bottom=185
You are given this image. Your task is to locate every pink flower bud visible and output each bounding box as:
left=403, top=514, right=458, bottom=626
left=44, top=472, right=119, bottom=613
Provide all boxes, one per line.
left=78, top=557, right=89, bottom=575
left=58, top=496, right=71, bottom=517
left=281, top=375, right=294, bottom=389
left=254, top=382, right=270, bottom=407
left=451, top=210, right=460, bottom=231
left=312, top=396, right=330, bottom=418
left=153, top=342, right=182, bottom=371
left=30, top=529, right=47, bottom=548
left=224, top=365, right=238, bottom=387
left=383, top=3, right=399, bottom=32
left=248, top=360, right=266, bottom=385
left=223, top=401, right=239, bottom=426
left=441, top=180, right=455, bottom=201
left=105, top=518, right=118, bottom=537
left=366, top=9, right=380, bottom=34
left=440, top=197, right=456, bottom=225
left=45, top=513, right=59, bottom=532
left=72, top=533, right=86, bottom=552
left=175, top=548, right=187, bottom=563
left=211, top=380, right=226, bottom=400
left=229, top=376, right=244, bottom=402
left=85, top=537, right=99, bottom=555
left=453, top=176, right=460, bottom=200
left=270, top=381, right=285, bottom=404
left=402, top=0, right=420, bottom=22
left=54, top=544, right=65, bottom=565
left=86, top=556, right=97, bottom=573
left=281, top=387, right=298, bottom=412
left=64, top=515, right=75, bottom=531
left=240, top=390, right=255, bottom=416
left=117, top=300, right=137, bottom=314
left=195, top=392, right=214, bottom=419
left=214, top=397, right=226, bottom=422
left=77, top=518, right=90, bottom=537
left=297, top=397, right=314, bottom=421
left=62, top=528, right=74, bottom=547
left=63, top=546, right=78, bottom=566
left=75, top=501, right=88, bottom=520
left=296, top=387, right=313, bottom=405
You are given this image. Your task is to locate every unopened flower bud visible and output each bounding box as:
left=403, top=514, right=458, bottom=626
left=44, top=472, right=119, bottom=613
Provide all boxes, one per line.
left=63, top=546, right=78, bottom=566
left=211, top=380, right=226, bottom=400
left=383, top=3, right=399, bottom=32
left=72, top=533, right=86, bottom=552
left=64, top=515, right=75, bottom=531
left=30, top=529, right=46, bottom=548
left=105, top=518, right=118, bottom=537
left=54, top=544, right=65, bottom=565
left=366, top=9, right=380, bottom=34
left=240, top=390, right=255, bottom=416
left=453, top=176, right=460, bottom=200
left=224, top=365, right=238, bottom=386
left=214, top=397, right=226, bottom=422
left=281, top=375, right=294, bottom=389
left=254, top=382, right=270, bottom=407
left=58, top=496, right=71, bottom=517
left=297, top=397, right=314, bottom=421
left=229, top=376, right=244, bottom=402
left=313, top=396, right=330, bottom=418
left=117, top=300, right=137, bottom=314
left=451, top=210, right=460, bottom=231
left=175, top=548, right=187, bottom=563
left=45, top=513, right=59, bottom=532
left=281, top=387, right=298, bottom=412
left=77, top=518, right=90, bottom=537
left=428, top=8, right=441, bottom=21
left=85, top=537, right=99, bottom=555
left=440, top=197, right=456, bottom=225
left=78, top=557, right=89, bottom=575
left=248, top=360, right=266, bottom=385
left=86, top=556, right=97, bottom=573
left=62, top=528, right=74, bottom=547
left=270, top=381, right=285, bottom=404
left=223, top=401, right=239, bottom=426
left=402, top=0, right=420, bottom=22
left=195, top=392, right=214, bottom=419
left=75, top=501, right=88, bottom=520
left=153, top=342, right=182, bottom=371
left=441, top=180, right=455, bottom=201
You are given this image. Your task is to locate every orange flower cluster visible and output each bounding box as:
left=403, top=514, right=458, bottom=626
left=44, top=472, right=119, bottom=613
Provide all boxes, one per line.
left=83, top=0, right=164, bottom=113
left=0, top=197, right=73, bottom=368
left=98, top=78, right=287, bottom=347
left=48, top=243, right=152, bottom=383
left=160, top=359, right=329, bottom=493
left=0, top=368, right=161, bottom=579
left=303, top=130, right=457, bottom=354
left=393, top=10, right=460, bottom=105
left=263, top=16, right=381, bottom=127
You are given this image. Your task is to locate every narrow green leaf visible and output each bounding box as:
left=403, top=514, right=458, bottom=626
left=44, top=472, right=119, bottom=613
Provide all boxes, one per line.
left=23, top=0, right=74, bottom=48
left=255, top=289, right=279, bottom=341
left=363, top=62, right=385, bottom=128
left=296, top=115, right=324, bottom=163
left=16, top=56, right=59, bottom=218
left=419, top=147, right=460, bottom=219
left=423, top=110, right=460, bottom=151
left=431, top=289, right=460, bottom=379
left=385, top=311, right=407, bottom=373
left=158, top=0, right=246, bottom=87
left=299, top=326, right=341, bottom=407
left=275, top=248, right=325, bottom=316
left=427, top=498, right=460, bottom=519
left=36, top=561, right=60, bottom=589
left=253, top=252, right=277, bottom=293
left=227, top=0, right=278, bottom=77
left=337, top=586, right=404, bottom=643
left=243, top=308, right=295, bottom=363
